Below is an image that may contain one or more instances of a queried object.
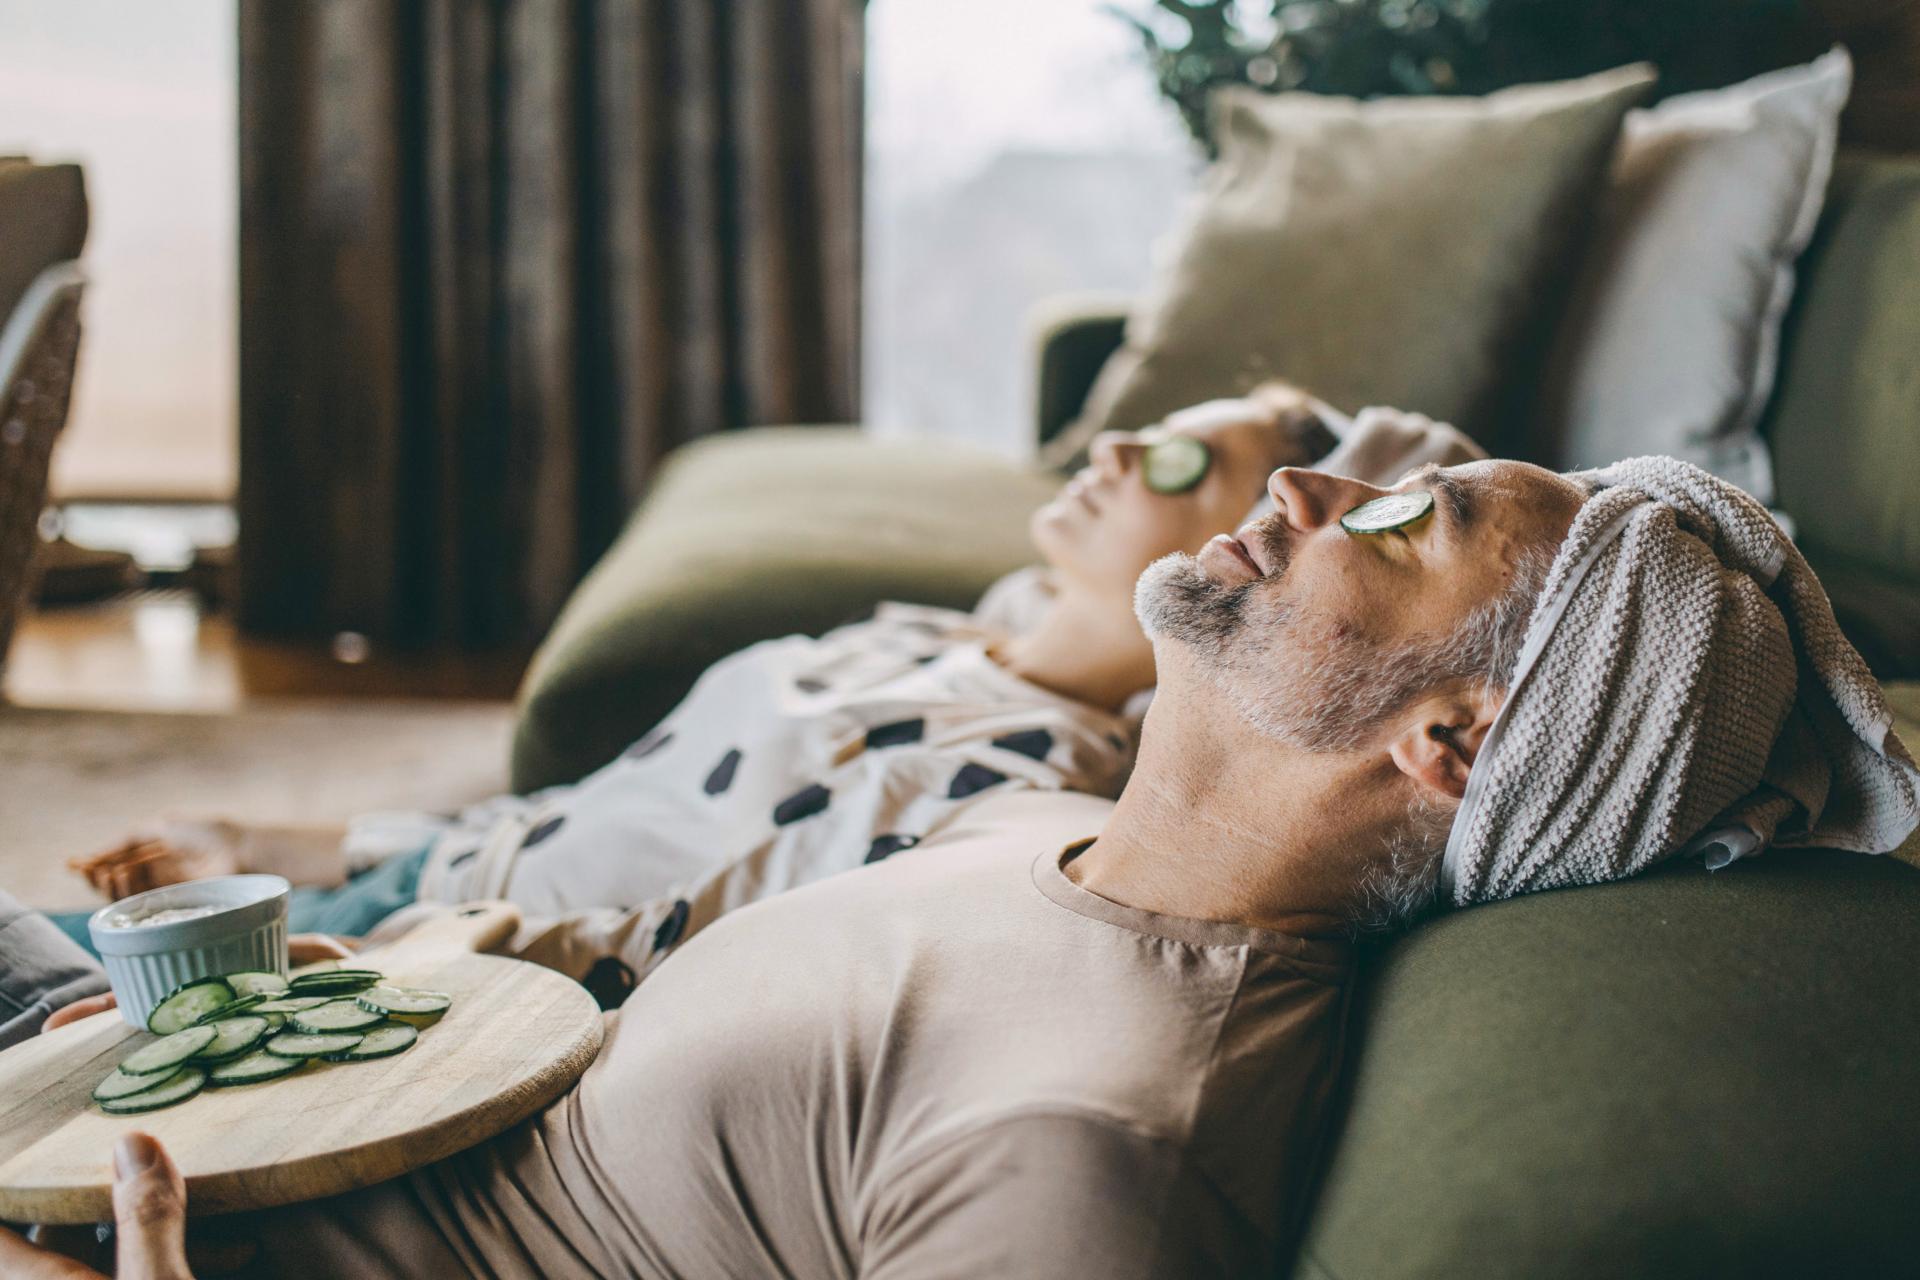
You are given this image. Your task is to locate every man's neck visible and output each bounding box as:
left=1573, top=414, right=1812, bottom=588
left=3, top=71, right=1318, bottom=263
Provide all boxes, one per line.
left=1066, top=663, right=1407, bottom=937
left=992, top=581, right=1156, bottom=713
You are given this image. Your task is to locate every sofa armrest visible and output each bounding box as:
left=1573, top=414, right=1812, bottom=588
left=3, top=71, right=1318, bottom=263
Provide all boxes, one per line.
left=1029, top=293, right=1129, bottom=461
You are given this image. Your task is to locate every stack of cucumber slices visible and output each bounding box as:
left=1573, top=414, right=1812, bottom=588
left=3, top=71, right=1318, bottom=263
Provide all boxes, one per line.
left=91, top=968, right=453, bottom=1114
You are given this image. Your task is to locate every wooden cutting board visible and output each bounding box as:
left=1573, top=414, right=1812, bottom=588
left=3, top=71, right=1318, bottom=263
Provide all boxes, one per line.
left=0, top=902, right=603, bottom=1225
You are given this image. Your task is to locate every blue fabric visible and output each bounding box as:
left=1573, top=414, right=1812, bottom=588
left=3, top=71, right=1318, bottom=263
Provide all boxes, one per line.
left=48, top=848, right=430, bottom=958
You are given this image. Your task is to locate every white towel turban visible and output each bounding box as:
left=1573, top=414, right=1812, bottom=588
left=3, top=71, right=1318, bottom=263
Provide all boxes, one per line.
left=1440, top=456, right=1920, bottom=907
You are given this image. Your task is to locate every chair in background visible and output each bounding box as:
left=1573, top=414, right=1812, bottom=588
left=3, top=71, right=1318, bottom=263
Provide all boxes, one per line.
left=0, top=159, right=87, bottom=675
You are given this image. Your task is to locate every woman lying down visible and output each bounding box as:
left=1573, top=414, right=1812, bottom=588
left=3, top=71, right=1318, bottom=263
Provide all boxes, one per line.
left=62, top=388, right=1479, bottom=995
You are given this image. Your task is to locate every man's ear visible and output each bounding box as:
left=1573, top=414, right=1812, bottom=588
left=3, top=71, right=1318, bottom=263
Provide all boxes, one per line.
left=1387, top=684, right=1503, bottom=801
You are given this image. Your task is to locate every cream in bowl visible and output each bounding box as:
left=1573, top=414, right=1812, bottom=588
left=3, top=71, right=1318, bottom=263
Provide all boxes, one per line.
left=87, top=875, right=291, bottom=1029
left=101, top=904, right=226, bottom=930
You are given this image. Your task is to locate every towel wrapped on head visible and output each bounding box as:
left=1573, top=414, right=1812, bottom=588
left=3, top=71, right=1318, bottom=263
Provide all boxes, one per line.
left=1441, top=456, right=1920, bottom=907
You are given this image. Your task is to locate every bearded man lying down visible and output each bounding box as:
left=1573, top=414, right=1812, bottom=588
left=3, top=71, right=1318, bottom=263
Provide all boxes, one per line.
left=15, top=453, right=1917, bottom=1280
left=56, top=390, right=1477, bottom=991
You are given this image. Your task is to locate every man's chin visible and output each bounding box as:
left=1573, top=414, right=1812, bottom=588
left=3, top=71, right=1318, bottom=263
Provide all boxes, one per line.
left=1134, top=553, right=1241, bottom=648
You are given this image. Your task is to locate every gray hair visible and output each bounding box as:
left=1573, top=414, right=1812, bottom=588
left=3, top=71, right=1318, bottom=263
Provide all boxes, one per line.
left=1344, top=544, right=1557, bottom=933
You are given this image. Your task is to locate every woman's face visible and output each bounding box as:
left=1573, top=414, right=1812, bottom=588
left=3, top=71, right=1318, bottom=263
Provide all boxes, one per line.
left=1032, top=400, right=1299, bottom=599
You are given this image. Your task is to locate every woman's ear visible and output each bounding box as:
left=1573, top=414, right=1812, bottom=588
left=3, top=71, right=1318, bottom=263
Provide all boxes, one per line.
left=1388, top=685, right=1503, bottom=801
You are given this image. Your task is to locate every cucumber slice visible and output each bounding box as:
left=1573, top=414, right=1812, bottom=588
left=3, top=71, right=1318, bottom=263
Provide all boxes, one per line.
left=225, top=971, right=289, bottom=997
left=146, top=976, right=235, bottom=1035
left=1142, top=435, right=1212, bottom=495
left=1339, top=490, right=1434, bottom=534
left=260, top=1012, right=287, bottom=1031
left=251, top=996, right=330, bottom=1014
left=190, top=1015, right=270, bottom=1064
left=325, top=1020, right=418, bottom=1061
left=355, top=986, right=453, bottom=1017
left=290, top=1000, right=385, bottom=1034
left=207, top=1049, right=306, bottom=1087
left=288, top=974, right=381, bottom=996
left=291, top=968, right=384, bottom=983
left=195, top=993, right=267, bottom=1025
left=93, top=1065, right=185, bottom=1102
left=120, top=1025, right=217, bottom=1075
left=98, top=1066, right=206, bottom=1114
left=264, top=1030, right=364, bottom=1059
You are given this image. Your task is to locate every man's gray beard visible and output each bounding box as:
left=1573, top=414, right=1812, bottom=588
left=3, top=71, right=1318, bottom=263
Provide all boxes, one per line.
left=1135, top=551, right=1459, bottom=754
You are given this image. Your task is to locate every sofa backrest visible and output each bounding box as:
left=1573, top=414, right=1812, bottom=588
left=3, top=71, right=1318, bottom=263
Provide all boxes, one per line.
left=1288, top=850, right=1920, bottom=1280
left=1765, top=149, right=1920, bottom=676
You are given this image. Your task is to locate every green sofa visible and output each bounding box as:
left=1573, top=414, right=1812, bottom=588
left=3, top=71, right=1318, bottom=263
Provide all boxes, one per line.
left=513, top=149, right=1920, bottom=1276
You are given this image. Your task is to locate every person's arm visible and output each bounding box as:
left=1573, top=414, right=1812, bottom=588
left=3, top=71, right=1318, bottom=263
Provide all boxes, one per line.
left=859, top=1114, right=1267, bottom=1280
left=70, top=821, right=353, bottom=898
left=0, top=890, right=109, bottom=1050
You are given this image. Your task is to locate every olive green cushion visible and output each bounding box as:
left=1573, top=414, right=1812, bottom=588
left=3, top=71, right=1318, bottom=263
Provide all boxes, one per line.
left=1292, top=849, right=1920, bottom=1280
left=1768, top=151, right=1920, bottom=676
left=510, top=427, right=1058, bottom=790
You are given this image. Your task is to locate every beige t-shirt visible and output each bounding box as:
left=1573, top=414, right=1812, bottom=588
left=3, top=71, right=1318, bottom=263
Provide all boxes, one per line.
left=252, top=792, right=1353, bottom=1279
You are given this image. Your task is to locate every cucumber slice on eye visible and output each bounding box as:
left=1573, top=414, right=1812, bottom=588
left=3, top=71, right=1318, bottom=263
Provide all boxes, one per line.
left=120, top=1025, right=217, bottom=1076
left=98, top=1067, right=207, bottom=1114
left=1141, top=435, right=1212, bottom=495
left=146, top=976, right=236, bottom=1035
left=1339, top=490, right=1435, bottom=534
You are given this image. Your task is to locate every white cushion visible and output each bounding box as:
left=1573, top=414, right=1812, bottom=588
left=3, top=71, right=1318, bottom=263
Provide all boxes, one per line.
left=1533, top=47, right=1852, bottom=501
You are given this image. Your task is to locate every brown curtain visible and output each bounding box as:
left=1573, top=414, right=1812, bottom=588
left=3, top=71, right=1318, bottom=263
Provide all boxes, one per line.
left=238, top=0, right=863, bottom=649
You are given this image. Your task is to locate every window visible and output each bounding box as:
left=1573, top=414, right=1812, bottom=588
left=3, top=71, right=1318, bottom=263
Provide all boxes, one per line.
left=0, top=0, right=236, bottom=502
left=864, top=0, right=1200, bottom=458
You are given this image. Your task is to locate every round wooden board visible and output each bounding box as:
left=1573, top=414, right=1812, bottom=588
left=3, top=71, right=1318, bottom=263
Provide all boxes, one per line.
left=0, top=903, right=603, bottom=1225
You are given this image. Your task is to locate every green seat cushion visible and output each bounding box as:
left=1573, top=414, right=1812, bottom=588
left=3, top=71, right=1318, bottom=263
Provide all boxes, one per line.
left=1768, top=151, right=1920, bottom=676
left=1293, top=850, right=1920, bottom=1280
left=511, top=427, right=1058, bottom=790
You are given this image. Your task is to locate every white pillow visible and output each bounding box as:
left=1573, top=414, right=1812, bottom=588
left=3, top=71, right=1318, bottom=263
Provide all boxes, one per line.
left=1533, top=47, right=1852, bottom=501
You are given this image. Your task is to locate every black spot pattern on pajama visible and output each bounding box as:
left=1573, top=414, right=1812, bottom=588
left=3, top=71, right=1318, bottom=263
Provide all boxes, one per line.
left=582, top=956, right=637, bottom=1011
left=703, top=748, right=742, bottom=795
left=795, top=677, right=829, bottom=694
left=773, top=783, right=832, bottom=826
left=947, top=763, right=1009, bottom=799
left=991, top=728, right=1053, bottom=761
left=864, top=718, right=925, bottom=749
left=623, top=729, right=674, bottom=761
left=522, top=815, right=566, bottom=848
left=865, top=833, right=921, bottom=864
left=447, top=849, right=478, bottom=870
left=653, top=898, right=691, bottom=951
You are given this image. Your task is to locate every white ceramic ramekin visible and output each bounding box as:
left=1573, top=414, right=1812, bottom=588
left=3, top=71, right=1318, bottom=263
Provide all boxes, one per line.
left=87, top=875, right=290, bottom=1029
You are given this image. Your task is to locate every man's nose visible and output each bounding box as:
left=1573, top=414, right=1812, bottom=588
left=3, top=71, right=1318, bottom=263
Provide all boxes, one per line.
left=1267, top=467, right=1390, bottom=532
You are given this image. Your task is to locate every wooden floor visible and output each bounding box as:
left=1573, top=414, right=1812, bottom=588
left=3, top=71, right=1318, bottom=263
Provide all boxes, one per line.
left=4, top=592, right=527, bottom=713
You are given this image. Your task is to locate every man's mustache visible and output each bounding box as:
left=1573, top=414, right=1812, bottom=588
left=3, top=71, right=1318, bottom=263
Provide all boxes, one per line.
left=1246, top=512, right=1294, bottom=581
